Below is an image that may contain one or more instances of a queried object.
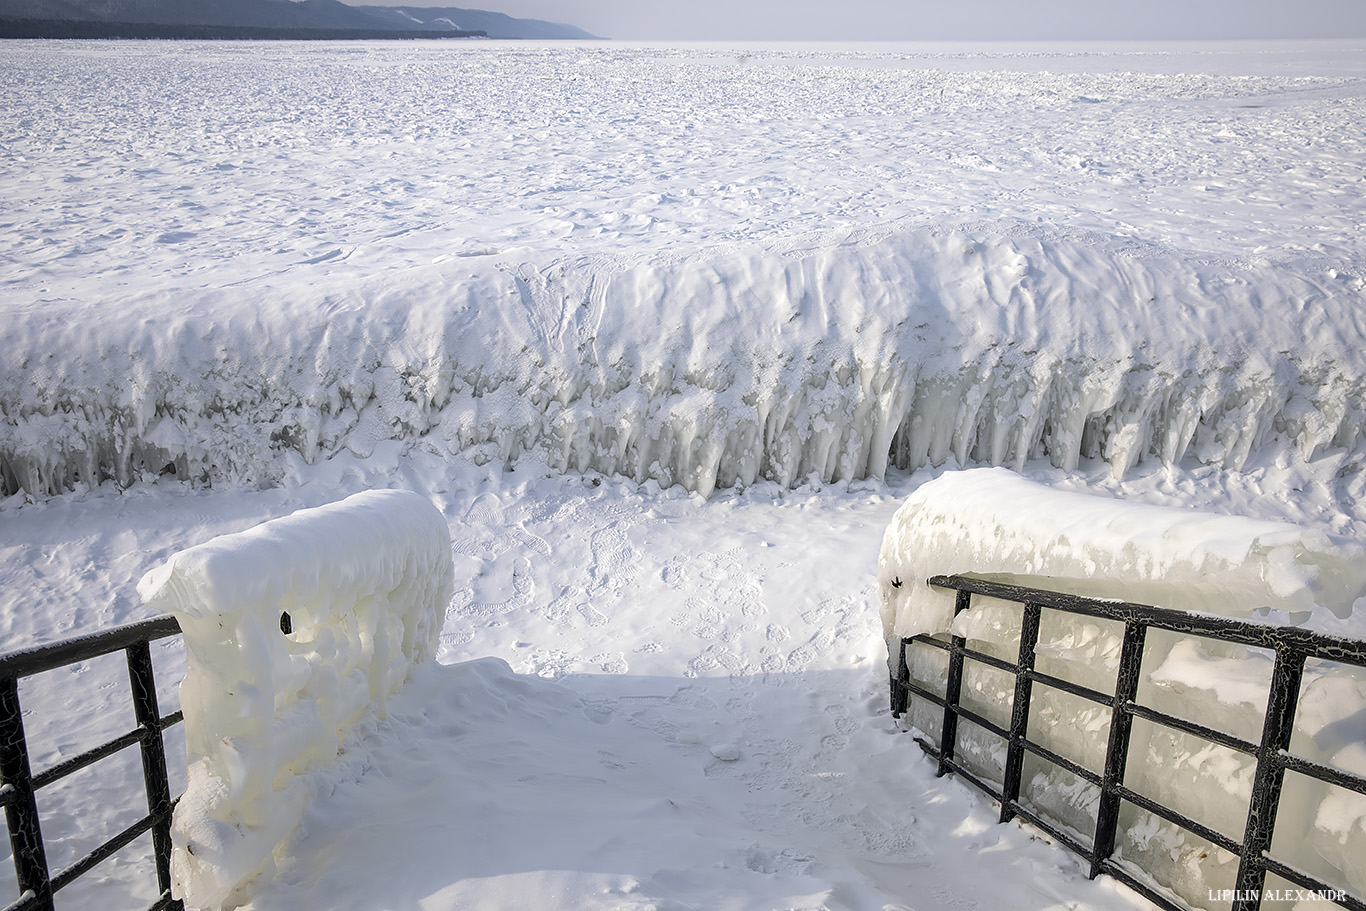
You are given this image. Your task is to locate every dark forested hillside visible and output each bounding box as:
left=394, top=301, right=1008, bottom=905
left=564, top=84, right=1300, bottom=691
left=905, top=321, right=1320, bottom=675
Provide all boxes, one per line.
left=0, top=0, right=596, bottom=38
left=356, top=5, right=596, bottom=39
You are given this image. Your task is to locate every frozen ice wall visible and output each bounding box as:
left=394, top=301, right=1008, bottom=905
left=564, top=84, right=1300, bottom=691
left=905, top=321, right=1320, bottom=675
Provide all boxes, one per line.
left=878, top=469, right=1366, bottom=909
left=4, top=226, right=1366, bottom=500
left=137, top=490, right=454, bottom=911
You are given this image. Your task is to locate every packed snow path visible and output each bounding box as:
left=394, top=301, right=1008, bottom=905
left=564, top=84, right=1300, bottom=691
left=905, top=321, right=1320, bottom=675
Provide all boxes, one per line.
left=242, top=659, right=1140, bottom=911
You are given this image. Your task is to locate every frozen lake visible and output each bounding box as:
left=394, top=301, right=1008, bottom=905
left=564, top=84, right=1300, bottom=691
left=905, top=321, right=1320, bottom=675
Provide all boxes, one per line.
left=4, top=40, right=1365, bottom=302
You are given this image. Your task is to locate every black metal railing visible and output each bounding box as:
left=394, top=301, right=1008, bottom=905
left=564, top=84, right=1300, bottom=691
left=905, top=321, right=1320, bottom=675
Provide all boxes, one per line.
left=891, top=575, right=1366, bottom=911
left=1, top=616, right=184, bottom=911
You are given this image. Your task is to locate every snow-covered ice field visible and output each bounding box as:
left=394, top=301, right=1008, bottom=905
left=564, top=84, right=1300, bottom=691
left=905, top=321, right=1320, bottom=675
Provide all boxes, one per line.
left=2, top=38, right=1366, bottom=911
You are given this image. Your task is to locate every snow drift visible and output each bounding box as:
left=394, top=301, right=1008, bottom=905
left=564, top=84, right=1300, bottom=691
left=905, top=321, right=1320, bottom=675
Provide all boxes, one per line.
left=878, top=469, right=1366, bottom=908
left=879, top=468, right=1366, bottom=644
left=4, top=226, right=1365, bottom=501
left=137, top=490, right=453, bottom=911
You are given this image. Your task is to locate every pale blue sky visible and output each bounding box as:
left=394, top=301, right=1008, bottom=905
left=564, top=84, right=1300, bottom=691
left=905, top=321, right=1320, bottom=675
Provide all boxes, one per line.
left=393, top=0, right=1366, bottom=40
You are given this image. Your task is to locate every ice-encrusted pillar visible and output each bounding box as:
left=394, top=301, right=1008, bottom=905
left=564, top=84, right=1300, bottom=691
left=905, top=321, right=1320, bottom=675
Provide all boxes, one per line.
left=138, top=489, right=453, bottom=911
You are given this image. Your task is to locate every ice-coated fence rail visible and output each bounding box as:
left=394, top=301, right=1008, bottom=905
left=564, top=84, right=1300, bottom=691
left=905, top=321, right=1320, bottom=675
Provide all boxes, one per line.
left=878, top=469, right=1366, bottom=911
left=0, top=615, right=184, bottom=911
left=892, top=576, right=1366, bottom=911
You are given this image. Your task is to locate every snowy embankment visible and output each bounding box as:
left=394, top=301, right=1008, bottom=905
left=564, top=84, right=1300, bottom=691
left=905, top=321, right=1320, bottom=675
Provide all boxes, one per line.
left=880, top=470, right=1366, bottom=908
left=138, top=490, right=452, bottom=909
left=5, top=224, right=1365, bottom=500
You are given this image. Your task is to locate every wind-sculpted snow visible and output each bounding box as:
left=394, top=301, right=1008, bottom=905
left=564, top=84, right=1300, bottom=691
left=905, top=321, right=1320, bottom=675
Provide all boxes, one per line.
left=3, top=42, right=1366, bottom=499
left=3, top=225, right=1365, bottom=499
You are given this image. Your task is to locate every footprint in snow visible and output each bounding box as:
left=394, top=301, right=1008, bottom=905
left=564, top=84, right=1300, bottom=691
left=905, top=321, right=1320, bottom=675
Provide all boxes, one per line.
left=592, top=652, right=628, bottom=674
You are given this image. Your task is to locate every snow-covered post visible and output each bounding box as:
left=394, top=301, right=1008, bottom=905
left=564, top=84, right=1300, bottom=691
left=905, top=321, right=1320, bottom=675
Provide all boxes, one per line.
left=138, top=490, right=453, bottom=911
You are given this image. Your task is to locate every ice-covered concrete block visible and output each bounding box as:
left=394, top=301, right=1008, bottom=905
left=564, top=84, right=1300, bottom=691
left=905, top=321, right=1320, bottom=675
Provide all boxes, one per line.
left=138, top=489, right=453, bottom=911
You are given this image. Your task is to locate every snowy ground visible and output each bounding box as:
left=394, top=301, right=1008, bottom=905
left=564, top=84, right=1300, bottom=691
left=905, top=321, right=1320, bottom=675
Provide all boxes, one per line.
left=2, top=38, right=1366, bottom=911
left=6, top=453, right=1342, bottom=911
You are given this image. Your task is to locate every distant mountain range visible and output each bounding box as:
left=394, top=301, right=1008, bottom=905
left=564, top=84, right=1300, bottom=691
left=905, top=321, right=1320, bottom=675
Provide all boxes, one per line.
left=355, top=6, right=595, bottom=39
left=0, top=0, right=598, bottom=39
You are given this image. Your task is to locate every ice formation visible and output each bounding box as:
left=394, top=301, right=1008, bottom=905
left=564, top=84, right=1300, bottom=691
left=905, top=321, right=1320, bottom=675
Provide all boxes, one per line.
left=5, top=42, right=1366, bottom=502
left=879, top=468, right=1366, bottom=643
left=136, top=490, right=454, bottom=911
left=878, top=469, right=1366, bottom=908
left=4, top=226, right=1366, bottom=501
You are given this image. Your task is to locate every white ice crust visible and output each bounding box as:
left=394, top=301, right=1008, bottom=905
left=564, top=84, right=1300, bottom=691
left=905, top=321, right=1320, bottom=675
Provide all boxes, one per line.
left=137, top=490, right=454, bottom=910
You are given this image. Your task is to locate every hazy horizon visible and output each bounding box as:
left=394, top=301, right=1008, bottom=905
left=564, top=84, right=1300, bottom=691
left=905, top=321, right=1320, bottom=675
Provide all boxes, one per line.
left=382, top=0, right=1366, bottom=41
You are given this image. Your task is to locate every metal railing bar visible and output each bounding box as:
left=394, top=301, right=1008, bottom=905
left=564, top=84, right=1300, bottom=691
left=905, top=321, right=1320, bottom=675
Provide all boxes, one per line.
left=919, top=734, right=1106, bottom=877
left=1, top=617, right=185, bottom=911
left=897, top=575, right=1366, bottom=911
left=1125, top=702, right=1260, bottom=758
left=1090, top=619, right=1146, bottom=879
left=1094, top=859, right=1190, bottom=911
left=1025, top=667, right=1113, bottom=706
left=0, top=617, right=181, bottom=681
left=957, top=645, right=1018, bottom=676
left=1, top=675, right=52, bottom=911
left=952, top=705, right=1010, bottom=742
left=927, top=576, right=1366, bottom=665
left=897, top=677, right=947, bottom=709
left=1006, top=801, right=1095, bottom=859
left=913, top=736, right=1008, bottom=802
left=1114, top=783, right=1243, bottom=856
left=1259, top=856, right=1366, bottom=911
left=28, top=707, right=183, bottom=792
left=1000, top=601, right=1043, bottom=824
left=30, top=728, right=145, bottom=791
left=937, top=590, right=973, bottom=777
left=49, top=809, right=161, bottom=893
left=1278, top=751, right=1366, bottom=797
left=148, top=890, right=179, bottom=911
left=891, top=639, right=911, bottom=717
left=1234, top=649, right=1306, bottom=911
left=1018, top=738, right=1103, bottom=787
left=1, top=890, right=40, bottom=911
left=128, top=640, right=177, bottom=905
left=937, top=755, right=1005, bottom=803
